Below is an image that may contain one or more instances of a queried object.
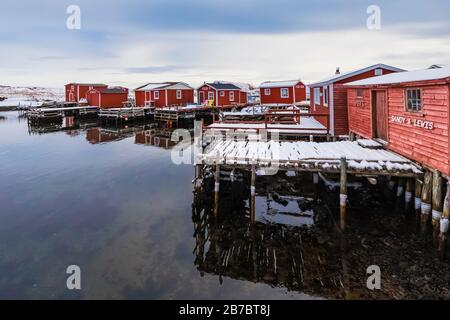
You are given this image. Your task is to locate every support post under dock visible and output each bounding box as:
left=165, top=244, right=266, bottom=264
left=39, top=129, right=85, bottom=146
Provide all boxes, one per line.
left=340, top=157, right=348, bottom=231
left=432, top=171, right=444, bottom=243
left=250, top=164, right=256, bottom=224
left=421, top=171, right=433, bottom=233
left=438, top=181, right=450, bottom=258
left=214, top=164, right=220, bottom=218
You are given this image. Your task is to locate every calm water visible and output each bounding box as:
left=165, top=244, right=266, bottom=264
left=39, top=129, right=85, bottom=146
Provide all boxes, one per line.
left=0, top=112, right=448, bottom=299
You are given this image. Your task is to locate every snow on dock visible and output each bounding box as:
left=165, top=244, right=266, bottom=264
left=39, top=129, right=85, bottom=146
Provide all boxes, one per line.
left=208, top=116, right=328, bottom=135
left=201, top=140, right=421, bottom=176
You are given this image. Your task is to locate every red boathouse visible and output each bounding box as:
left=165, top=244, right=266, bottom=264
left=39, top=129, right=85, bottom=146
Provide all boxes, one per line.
left=86, top=86, right=129, bottom=108
left=134, top=82, right=194, bottom=108
left=259, top=80, right=306, bottom=105
left=197, top=82, right=247, bottom=107
left=309, top=64, right=405, bottom=137
left=65, top=83, right=107, bottom=102
left=346, top=66, right=450, bottom=176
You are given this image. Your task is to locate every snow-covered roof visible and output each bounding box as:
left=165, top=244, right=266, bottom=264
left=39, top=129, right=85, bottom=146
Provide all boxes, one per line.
left=310, top=64, right=405, bottom=87
left=135, top=82, right=193, bottom=91
left=205, top=82, right=241, bottom=90
left=259, top=80, right=301, bottom=88
left=233, top=82, right=254, bottom=92
left=346, top=66, right=450, bottom=86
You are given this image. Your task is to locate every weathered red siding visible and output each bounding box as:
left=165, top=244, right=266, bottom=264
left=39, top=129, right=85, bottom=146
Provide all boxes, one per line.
left=347, top=88, right=372, bottom=138
left=348, top=84, right=450, bottom=175
left=65, top=84, right=107, bottom=102
left=310, top=67, right=401, bottom=136
left=197, top=86, right=241, bottom=106
left=86, top=89, right=128, bottom=108
left=260, top=82, right=306, bottom=104
left=135, top=91, right=146, bottom=107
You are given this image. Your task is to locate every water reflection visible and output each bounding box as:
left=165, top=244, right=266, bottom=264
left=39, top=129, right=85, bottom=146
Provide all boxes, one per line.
left=192, top=172, right=450, bottom=299
left=1, top=111, right=449, bottom=299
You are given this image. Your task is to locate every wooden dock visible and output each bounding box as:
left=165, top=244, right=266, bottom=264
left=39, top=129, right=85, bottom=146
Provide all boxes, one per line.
left=208, top=107, right=330, bottom=139
left=98, top=107, right=154, bottom=122
left=27, top=106, right=99, bottom=120
left=195, top=137, right=423, bottom=234
left=154, top=104, right=245, bottom=123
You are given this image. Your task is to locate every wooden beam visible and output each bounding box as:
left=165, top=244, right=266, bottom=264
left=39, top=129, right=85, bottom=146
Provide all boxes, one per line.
left=432, top=171, right=444, bottom=243
left=340, top=157, right=348, bottom=230
left=214, top=164, right=220, bottom=218
left=420, top=171, right=433, bottom=233
left=414, top=179, right=423, bottom=215
left=438, top=181, right=450, bottom=258
left=250, top=164, right=256, bottom=224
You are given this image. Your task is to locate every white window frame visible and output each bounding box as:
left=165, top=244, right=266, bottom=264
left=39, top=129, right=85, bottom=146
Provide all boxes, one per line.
left=208, top=91, right=215, bottom=100
left=154, top=91, right=160, bottom=99
left=220, top=91, right=225, bottom=97
left=229, top=91, right=235, bottom=101
left=405, top=88, right=422, bottom=112
left=314, top=87, right=321, bottom=105
left=176, top=90, right=182, bottom=99
left=323, top=86, right=328, bottom=106
left=375, top=68, right=383, bottom=76
left=264, top=88, right=271, bottom=96
left=280, top=88, right=289, bottom=98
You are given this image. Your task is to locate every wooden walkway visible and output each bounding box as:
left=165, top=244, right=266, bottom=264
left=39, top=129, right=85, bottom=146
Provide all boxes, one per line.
left=200, top=140, right=422, bottom=177
left=98, top=107, right=153, bottom=121
left=27, top=106, right=99, bottom=120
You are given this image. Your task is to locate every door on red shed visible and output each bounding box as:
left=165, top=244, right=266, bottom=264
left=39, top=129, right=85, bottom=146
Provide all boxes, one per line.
left=198, top=91, right=205, bottom=104
left=372, top=90, right=388, bottom=141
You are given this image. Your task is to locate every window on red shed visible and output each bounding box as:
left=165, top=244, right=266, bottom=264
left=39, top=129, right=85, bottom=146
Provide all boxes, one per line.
left=405, top=89, right=422, bottom=112
left=176, top=90, right=182, bottom=99
left=154, top=91, right=160, bottom=99
left=229, top=91, right=235, bottom=101
left=356, top=89, right=364, bottom=98
left=264, top=89, right=271, bottom=95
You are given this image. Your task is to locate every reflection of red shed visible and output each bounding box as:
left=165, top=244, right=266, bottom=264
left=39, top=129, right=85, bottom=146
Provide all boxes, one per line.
left=86, top=87, right=129, bottom=108
left=65, top=83, right=107, bottom=102
left=259, top=80, right=306, bottom=105
left=310, top=64, right=404, bottom=137
left=134, top=82, right=194, bottom=108
left=346, top=66, right=450, bottom=175
left=197, top=82, right=247, bottom=107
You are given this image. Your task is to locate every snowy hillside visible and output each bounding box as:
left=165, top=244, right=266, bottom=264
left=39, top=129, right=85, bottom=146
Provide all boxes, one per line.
left=0, top=86, right=64, bottom=108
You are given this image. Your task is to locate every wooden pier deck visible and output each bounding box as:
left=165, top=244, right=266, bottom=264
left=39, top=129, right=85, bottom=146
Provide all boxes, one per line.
left=208, top=107, right=330, bottom=138
left=154, top=104, right=244, bottom=122
left=200, top=140, right=421, bottom=177
left=98, top=107, right=153, bottom=121
left=27, top=106, right=99, bottom=120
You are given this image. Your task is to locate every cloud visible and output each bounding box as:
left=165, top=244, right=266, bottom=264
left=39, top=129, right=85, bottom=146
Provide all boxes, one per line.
left=125, top=65, right=189, bottom=74
left=0, top=0, right=449, bottom=87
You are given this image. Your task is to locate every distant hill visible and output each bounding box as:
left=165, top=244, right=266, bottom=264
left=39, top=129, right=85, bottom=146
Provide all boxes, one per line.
left=0, top=86, right=64, bottom=108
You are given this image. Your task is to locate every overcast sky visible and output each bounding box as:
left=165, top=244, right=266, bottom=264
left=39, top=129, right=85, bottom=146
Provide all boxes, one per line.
left=1, top=0, right=449, bottom=89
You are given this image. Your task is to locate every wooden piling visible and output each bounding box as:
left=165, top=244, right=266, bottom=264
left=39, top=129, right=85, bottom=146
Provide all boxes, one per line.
left=250, top=164, right=256, bottom=224
left=214, top=164, right=220, bottom=218
left=340, top=157, right=348, bottom=231
left=414, top=179, right=423, bottom=215
left=432, top=171, right=444, bottom=243
left=405, top=178, right=414, bottom=212
left=420, top=171, right=433, bottom=232
left=396, top=178, right=405, bottom=198
left=438, top=181, right=450, bottom=258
